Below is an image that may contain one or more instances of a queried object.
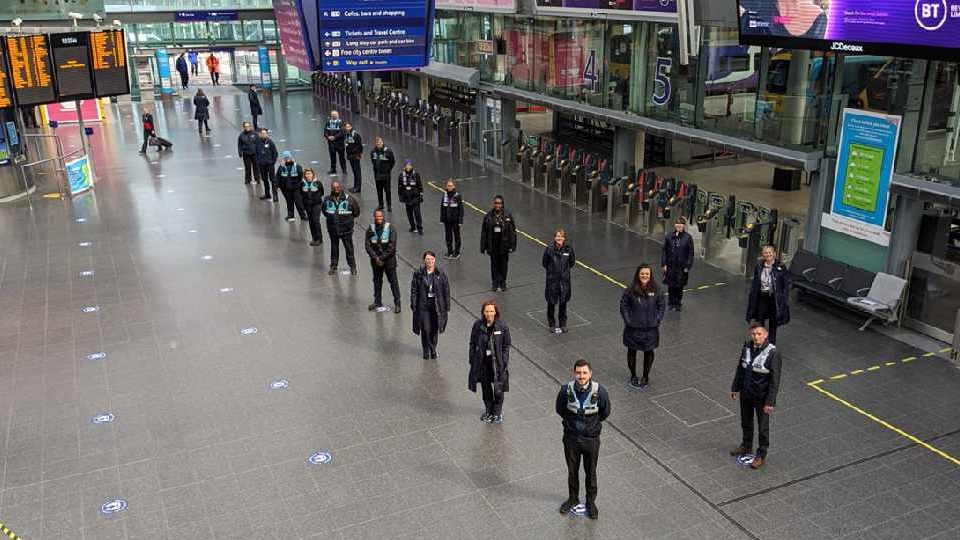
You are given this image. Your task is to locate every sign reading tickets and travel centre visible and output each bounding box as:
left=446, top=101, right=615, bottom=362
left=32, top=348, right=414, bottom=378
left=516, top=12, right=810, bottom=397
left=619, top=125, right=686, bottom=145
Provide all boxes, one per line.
left=822, top=109, right=901, bottom=247
left=738, top=0, right=960, bottom=60
left=319, top=0, right=435, bottom=72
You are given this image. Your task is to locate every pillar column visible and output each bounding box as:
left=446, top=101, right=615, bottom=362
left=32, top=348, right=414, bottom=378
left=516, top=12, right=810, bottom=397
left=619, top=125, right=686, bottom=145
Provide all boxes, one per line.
left=885, top=195, right=923, bottom=275
left=501, top=97, right=517, bottom=173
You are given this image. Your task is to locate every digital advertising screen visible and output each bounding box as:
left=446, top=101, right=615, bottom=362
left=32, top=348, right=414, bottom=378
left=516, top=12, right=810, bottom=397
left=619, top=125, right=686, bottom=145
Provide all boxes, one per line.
left=737, top=0, right=960, bottom=60
left=319, top=0, right=435, bottom=72
left=51, top=31, right=95, bottom=101
left=5, top=34, right=57, bottom=106
left=90, top=29, right=130, bottom=97
left=536, top=0, right=678, bottom=20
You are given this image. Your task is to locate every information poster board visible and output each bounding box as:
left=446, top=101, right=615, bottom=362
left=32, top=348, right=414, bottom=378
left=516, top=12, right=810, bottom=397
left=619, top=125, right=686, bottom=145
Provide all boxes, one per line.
left=6, top=34, right=57, bottom=106
left=155, top=49, right=173, bottom=95
left=257, top=46, right=272, bottom=88
left=319, top=0, right=435, bottom=72
left=67, top=154, right=94, bottom=196
left=51, top=32, right=95, bottom=101
left=737, top=0, right=960, bottom=60
left=821, top=108, right=901, bottom=246
left=90, top=29, right=130, bottom=98
left=0, top=40, right=12, bottom=108
left=274, top=0, right=316, bottom=71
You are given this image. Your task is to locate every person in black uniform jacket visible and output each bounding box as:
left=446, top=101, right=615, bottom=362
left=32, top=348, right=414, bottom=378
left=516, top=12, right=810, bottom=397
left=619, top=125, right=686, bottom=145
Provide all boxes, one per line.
left=556, top=358, right=610, bottom=520
left=468, top=299, right=511, bottom=423
left=397, top=159, right=424, bottom=234
left=322, top=180, right=361, bottom=275
left=543, top=229, right=576, bottom=333
left=248, top=85, right=263, bottom=130
left=370, top=137, right=396, bottom=211
left=276, top=151, right=307, bottom=222
left=237, top=122, right=260, bottom=184
left=255, top=128, right=279, bottom=201
left=661, top=216, right=695, bottom=311
left=411, top=251, right=450, bottom=359
left=365, top=209, right=402, bottom=313
left=193, top=89, right=210, bottom=135
left=730, top=322, right=781, bottom=470
left=300, top=168, right=325, bottom=246
left=324, top=110, right=347, bottom=174
left=480, top=195, right=517, bottom=292
left=745, top=245, right=791, bottom=344
left=344, top=123, right=364, bottom=193
left=620, top=264, right=665, bottom=389
left=439, top=179, right=464, bottom=259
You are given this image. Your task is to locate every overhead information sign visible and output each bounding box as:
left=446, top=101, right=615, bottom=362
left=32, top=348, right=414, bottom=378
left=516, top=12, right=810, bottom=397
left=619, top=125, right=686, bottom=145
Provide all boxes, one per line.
left=90, top=29, right=130, bottom=97
left=536, top=0, right=677, bottom=21
left=6, top=34, right=57, bottom=106
left=51, top=31, right=95, bottom=101
left=0, top=41, right=12, bottom=108
left=737, top=0, right=960, bottom=60
left=319, top=0, right=434, bottom=72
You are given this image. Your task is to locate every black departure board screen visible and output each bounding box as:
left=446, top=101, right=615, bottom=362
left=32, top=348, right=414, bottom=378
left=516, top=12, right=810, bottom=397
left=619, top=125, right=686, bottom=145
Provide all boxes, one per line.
left=0, top=41, right=12, bottom=109
left=6, top=34, right=57, bottom=106
left=51, top=32, right=94, bottom=101
left=90, top=29, right=130, bottom=97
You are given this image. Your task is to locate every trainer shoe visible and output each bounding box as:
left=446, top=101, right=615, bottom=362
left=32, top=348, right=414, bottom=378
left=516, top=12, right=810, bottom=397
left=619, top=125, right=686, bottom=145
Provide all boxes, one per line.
left=488, top=415, right=503, bottom=424
left=480, top=413, right=490, bottom=422
left=587, top=503, right=598, bottom=520
left=286, top=217, right=295, bottom=222
left=310, top=240, right=322, bottom=246
left=628, top=377, right=641, bottom=388
left=559, top=499, right=577, bottom=514
left=368, top=303, right=381, bottom=311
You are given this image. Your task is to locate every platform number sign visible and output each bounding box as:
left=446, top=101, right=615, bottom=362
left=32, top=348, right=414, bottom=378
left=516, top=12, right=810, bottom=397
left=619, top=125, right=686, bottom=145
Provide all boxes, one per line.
left=583, top=50, right=598, bottom=91
left=651, top=57, right=673, bottom=107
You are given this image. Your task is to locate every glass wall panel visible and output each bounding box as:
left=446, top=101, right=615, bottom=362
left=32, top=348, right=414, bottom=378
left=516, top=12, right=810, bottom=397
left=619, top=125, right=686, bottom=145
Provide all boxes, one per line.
left=433, top=11, right=462, bottom=65
left=173, top=22, right=207, bottom=41
left=502, top=18, right=549, bottom=93
left=243, top=20, right=263, bottom=42
left=754, top=49, right=834, bottom=150
left=546, top=19, right=606, bottom=105
left=134, top=22, right=173, bottom=44
left=644, top=23, right=696, bottom=125
left=606, top=23, right=635, bottom=111
left=698, top=26, right=760, bottom=139
left=263, top=20, right=278, bottom=43
left=917, top=62, right=960, bottom=181
left=209, top=21, right=242, bottom=42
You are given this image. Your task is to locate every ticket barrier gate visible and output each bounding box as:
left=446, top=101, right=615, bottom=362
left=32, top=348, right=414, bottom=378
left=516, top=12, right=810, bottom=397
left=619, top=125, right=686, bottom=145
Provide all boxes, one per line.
left=415, top=102, right=428, bottom=140
left=585, top=169, right=604, bottom=213
left=606, top=174, right=633, bottom=225
left=339, top=79, right=352, bottom=109
left=348, top=79, right=360, bottom=113
left=572, top=156, right=591, bottom=208
left=546, top=146, right=567, bottom=195
left=642, top=177, right=691, bottom=239
left=736, top=203, right=778, bottom=276
left=776, top=217, right=803, bottom=265
left=696, top=192, right=736, bottom=260
left=533, top=152, right=554, bottom=191
left=516, top=143, right=534, bottom=184
left=434, top=112, right=451, bottom=147
left=451, top=120, right=479, bottom=159
left=556, top=158, right=572, bottom=200
left=400, top=96, right=412, bottom=134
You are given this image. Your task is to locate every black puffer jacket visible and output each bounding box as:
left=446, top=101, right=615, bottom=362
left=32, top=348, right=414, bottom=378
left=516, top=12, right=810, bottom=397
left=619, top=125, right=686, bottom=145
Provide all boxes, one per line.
left=480, top=210, right=517, bottom=255
left=322, top=191, right=360, bottom=237
left=543, top=242, right=576, bottom=304
left=237, top=130, right=258, bottom=156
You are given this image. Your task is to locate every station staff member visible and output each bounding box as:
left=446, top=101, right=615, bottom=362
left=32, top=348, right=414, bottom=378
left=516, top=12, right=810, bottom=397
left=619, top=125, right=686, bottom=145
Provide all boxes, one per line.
left=439, top=179, right=464, bottom=258
left=556, top=358, right=609, bottom=520
left=480, top=195, right=517, bottom=292
left=324, top=110, right=347, bottom=175
left=745, top=245, right=791, bottom=344
left=370, top=137, right=396, bottom=211
left=661, top=216, right=694, bottom=311
left=365, top=209, right=402, bottom=313
left=322, top=180, right=361, bottom=275
left=730, top=322, right=781, bottom=470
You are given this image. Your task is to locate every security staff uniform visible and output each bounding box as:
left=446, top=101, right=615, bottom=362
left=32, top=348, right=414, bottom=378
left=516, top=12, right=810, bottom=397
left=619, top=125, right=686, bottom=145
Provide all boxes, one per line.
left=364, top=221, right=401, bottom=311
left=731, top=339, right=781, bottom=460
left=276, top=159, right=307, bottom=220
left=322, top=190, right=361, bottom=273
left=301, top=177, right=325, bottom=245
left=324, top=117, right=347, bottom=174
left=556, top=379, right=610, bottom=518
left=439, top=188, right=464, bottom=258
left=370, top=145, right=396, bottom=211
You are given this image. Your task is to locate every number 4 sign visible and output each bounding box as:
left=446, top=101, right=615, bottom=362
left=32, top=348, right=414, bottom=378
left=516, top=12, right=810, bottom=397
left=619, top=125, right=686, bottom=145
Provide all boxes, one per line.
left=583, top=50, right=597, bottom=83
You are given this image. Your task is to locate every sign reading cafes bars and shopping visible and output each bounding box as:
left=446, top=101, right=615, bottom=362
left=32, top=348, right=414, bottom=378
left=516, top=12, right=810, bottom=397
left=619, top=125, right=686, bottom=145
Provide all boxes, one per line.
left=319, top=0, right=435, bottom=72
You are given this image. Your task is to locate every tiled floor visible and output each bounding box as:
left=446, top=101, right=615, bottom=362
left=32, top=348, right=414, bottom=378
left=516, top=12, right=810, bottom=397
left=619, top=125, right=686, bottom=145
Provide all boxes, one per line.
left=0, top=86, right=958, bottom=540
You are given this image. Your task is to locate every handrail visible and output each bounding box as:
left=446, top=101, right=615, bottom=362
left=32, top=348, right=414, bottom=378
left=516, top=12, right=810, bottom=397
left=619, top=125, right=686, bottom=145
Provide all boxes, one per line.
left=21, top=148, right=83, bottom=169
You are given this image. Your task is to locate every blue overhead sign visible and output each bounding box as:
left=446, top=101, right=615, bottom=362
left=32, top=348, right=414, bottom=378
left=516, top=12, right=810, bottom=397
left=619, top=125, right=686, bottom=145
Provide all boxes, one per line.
left=319, top=0, right=434, bottom=72
left=175, top=11, right=239, bottom=22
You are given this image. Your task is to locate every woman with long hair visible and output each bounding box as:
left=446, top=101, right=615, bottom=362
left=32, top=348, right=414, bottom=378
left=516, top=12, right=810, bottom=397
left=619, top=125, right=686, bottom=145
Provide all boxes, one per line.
left=410, top=251, right=450, bottom=359
left=468, top=299, right=511, bottom=423
left=619, top=264, right=665, bottom=388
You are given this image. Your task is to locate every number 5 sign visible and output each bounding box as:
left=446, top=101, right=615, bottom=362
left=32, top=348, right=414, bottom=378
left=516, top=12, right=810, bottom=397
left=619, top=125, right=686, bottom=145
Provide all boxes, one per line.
left=651, top=57, right=672, bottom=107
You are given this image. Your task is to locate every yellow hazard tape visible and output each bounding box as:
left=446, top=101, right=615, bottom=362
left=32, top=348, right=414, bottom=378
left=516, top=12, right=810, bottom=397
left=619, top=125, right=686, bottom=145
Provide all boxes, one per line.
left=0, top=521, right=24, bottom=540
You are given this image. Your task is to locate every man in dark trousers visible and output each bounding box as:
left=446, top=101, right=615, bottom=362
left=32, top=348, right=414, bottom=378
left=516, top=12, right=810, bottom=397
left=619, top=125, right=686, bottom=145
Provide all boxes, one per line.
left=139, top=108, right=156, bottom=154
left=370, top=136, right=396, bottom=211
left=255, top=128, right=279, bottom=201
left=248, top=85, right=263, bottom=130
left=324, top=110, right=347, bottom=175
left=397, top=159, right=423, bottom=235
left=661, top=216, right=695, bottom=311
left=730, top=322, right=781, bottom=470
left=365, top=209, right=402, bottom=314
left=237, top=122, right=260, bottom=184
left=344, top=122, right=364, bottom=193
left=175, top=52, right=189, bottom=89
left=480, top=195, right=517, bottom=292
left=439, top=179, right=463, bottom=259
left=556, top=358, right=610, bottom=520
left=322, top=180, right=361, bottom=276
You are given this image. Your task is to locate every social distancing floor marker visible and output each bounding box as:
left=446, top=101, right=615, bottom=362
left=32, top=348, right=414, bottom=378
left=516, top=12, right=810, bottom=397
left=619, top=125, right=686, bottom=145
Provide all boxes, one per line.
left=811, top=347, right=953, bottom=384
left=426, top=180, right=727, bottom=295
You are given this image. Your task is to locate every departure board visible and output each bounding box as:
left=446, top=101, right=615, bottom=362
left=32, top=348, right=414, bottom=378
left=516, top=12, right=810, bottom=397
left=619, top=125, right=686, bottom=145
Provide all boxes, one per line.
left=6, top=34, right=57, bottom=106
left=90, top=29, right=130, bottom=97
left=51, top=32, right=95, bottom=100
left=0, top=41, right=12, bottom=108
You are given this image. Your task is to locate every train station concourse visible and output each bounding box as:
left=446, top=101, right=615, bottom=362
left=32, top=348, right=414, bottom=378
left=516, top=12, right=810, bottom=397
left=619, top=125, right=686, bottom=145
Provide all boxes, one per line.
left=1, top=1, right=960, bottom=540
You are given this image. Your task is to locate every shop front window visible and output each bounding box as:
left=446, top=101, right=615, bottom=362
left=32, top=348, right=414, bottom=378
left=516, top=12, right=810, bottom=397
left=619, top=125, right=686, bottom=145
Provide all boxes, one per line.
left=915, top=62, right=959, bottom=181
left=546, top=19, right=606, bottom=105
left=502, top=18, right=549, bottom=94
left=644, top=23, right=696, bottom=125
left=433, top=11, right=461, bottom=65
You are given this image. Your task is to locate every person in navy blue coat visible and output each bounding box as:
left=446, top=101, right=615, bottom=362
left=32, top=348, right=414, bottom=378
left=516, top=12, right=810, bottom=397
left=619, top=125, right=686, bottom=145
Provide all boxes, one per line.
left=468, top=299, right=511, bottom=423
left=619, top=264, right=665, bottom=388
left=542, top=229, right=576, bottom=333
left=745, top=245, right=791, bottom=344
left=661, top=217, right=694, bottom=311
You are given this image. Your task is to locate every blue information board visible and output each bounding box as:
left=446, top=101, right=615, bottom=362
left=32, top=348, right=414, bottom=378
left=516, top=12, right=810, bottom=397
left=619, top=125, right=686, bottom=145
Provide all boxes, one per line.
left=319, top=0, right=434, bottom=72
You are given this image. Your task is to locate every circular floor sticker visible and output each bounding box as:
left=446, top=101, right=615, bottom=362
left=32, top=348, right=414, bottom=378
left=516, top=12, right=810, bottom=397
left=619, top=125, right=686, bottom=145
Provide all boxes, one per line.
left=87, top=352, right=107, bottom=361
left=269, top=379, right=289, bottom=390
left=308, top=451, right=332, bottom=465
left=100, top=499, right=127, bottom=515
left=240, top=327, right=258, bottom=336
left=93, top=413, right=115, bottom=424
left=81, top=306, right=99, bottom=313
left=78, top=241, right=92, bottom=247
left=736, top=453, right=756, bottom=466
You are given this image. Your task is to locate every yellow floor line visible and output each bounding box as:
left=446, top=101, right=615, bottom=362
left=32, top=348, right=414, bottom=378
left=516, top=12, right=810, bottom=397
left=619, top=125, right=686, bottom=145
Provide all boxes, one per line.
left=850, top=369, right=864, bottom=375
left=808, top=382, right=960, bottom=467
left=885, top=361, right=896, bottom=366
left=940, top=347, right=953, bottom=353
left=830, top=373, right=847, bottom=380
left=902, top=357, right=916, bottom=363
left=867, top=366, right=880, bottom=371
left=922, top=352, right=936, bottom=357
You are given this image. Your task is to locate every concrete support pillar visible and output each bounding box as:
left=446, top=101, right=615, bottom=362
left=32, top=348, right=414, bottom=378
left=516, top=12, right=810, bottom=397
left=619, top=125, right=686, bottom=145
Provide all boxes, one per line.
left=276, top=47, right=287, bottom=94
left=612, top=126, right=637, bottom=178
left=885, top=195, right=923, bottom=275
left=406, top=74, right=421, bottom=100
left=501, top=97, right=517, bottom=173
left=781, top=49, right=811, bottom=145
